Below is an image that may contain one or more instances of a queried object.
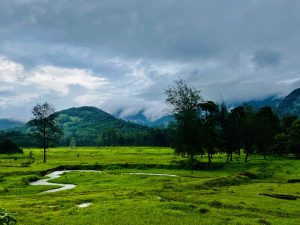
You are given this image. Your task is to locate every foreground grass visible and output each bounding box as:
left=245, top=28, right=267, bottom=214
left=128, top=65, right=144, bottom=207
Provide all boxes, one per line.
left=0, top=147, right=299, bottom=225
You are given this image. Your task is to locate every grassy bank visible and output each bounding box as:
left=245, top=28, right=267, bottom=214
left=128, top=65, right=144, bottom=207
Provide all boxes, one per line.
left=0, top=147, right=299, bottom=225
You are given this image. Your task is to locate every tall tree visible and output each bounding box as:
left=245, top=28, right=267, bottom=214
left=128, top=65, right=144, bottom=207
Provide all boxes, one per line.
left=286, top=120, right=300, bottom=158
left=255, top=106, right=279, bottom=159
left=165, top=80, right=203, bottom=161
left=200, top=101, right=218, bottom=163
left=29, top=102, right=62, bottom=163
left=241, top=110, right=256, bottom=162
left=229, top=106, right=245, bottom=156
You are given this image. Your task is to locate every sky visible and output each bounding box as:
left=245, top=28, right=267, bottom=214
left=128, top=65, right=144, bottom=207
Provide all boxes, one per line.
left=0, top=0, right=300, bottom=121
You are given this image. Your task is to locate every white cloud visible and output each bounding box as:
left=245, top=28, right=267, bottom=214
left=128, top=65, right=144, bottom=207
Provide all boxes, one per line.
left=0, top=56, right=111, bottom=119
left=75, top=93, right=111, bottom=105
left=0, top=93, right=38, bottom=107
left=26, top=66, right=109, bottom=95
left=0, top=56, right=24, bottom=83
left=1, top=0, right=300, bottom=120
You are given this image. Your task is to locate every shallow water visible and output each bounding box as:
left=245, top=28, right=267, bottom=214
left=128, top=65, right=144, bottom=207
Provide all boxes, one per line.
left=77, top=202, right=92, bottom=208
left=30, top=170, right=177, bottom=193
left=30, top=170, right=101, bottom=193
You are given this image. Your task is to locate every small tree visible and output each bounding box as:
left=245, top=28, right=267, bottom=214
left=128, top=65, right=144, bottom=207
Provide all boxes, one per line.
left=29, top=102, right=62, bottom=163
left=69, top=137, right=77, bottom=150
left=165, top=80, right=203, bottom=161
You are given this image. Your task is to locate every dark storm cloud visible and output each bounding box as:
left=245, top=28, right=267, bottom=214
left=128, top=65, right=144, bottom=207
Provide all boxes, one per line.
left=0, top=0, right=300, bottom=120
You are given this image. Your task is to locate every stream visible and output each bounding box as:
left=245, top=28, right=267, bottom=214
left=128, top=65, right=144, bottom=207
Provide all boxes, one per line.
left=30, top=170, right=178, bottom=193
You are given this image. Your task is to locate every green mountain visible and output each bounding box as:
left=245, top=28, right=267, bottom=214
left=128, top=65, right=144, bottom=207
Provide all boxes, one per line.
left=277, top=88, right=300, bottom=116
left=0, top=119, right=24, bottom=130
left=55, top=106, right=151, bottom=145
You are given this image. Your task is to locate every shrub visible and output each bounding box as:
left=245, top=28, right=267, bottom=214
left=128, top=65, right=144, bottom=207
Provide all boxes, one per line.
left=0, top=208, right=17, bottom=225
left=0, top=139, right=23, bottom=154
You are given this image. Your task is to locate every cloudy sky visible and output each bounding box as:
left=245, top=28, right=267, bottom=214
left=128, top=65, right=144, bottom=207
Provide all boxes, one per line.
left=0, top=0, right=300, bottom=121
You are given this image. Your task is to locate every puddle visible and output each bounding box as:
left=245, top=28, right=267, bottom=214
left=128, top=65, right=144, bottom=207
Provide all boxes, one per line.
left=77, top=202, right=92, bottom=208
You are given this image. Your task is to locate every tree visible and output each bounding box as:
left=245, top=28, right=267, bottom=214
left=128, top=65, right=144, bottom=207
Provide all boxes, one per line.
left=200, top=101, right=218, bottom=163
left=221, top=106, right=245, bottom=162
left=241, top=110, right=256, bottom=162
left=165, top=80, right=203, bottom=161
left=286, top=120, right=300, bottom=157
left=29, top=102, right=62, bottom=163
left=69, top=137, right=77, bottom=150
left=255, top=107, right=279, bottom=159
left=272, top=133, right=288, bottom=156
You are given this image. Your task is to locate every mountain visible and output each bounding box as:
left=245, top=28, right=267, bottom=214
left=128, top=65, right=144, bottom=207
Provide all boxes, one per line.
left=277, top=88, right=300, bottom=116
left=55, top=106, right=150, bottom=145
left=114, top=111, right=174, bottom=127
left=0, top=119, right=24, bottom=130
left=241, top=95, right=283, bottom=110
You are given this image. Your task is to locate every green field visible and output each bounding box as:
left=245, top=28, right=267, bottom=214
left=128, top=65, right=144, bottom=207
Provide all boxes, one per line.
left=0, top=147, right=299, bottom=225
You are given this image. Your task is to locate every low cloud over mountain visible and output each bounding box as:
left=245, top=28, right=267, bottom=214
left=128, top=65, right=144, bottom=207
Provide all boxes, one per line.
left=0, top=1, right=300, bottom=120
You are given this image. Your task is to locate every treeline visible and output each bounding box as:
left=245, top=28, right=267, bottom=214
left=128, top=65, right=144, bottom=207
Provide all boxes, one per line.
left=165, top=80, right=300, bottom=162
left=95, top=128, right=169, bottom=147
left=0, top=130, right=34, bottom=147
left=60, top=127, right=169, bottom=147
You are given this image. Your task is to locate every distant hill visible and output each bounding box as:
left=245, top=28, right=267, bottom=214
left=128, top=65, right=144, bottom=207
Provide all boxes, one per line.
left=0, top=119, right=24, bottom=130
left=242, top=95, right=283, bottom=110
left=55, top=106, right=150, bottom=145
left=277, top=88, right=300, bottom=116
left=114, top=110, right=174, bottom=127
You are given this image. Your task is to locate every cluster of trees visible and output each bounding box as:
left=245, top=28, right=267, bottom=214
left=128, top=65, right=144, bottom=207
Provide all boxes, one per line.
left=95, top=128, right=169, bottom=147
left=166, top=80, right=300, bottom=162
left=0, top=130, right=33, bottom=147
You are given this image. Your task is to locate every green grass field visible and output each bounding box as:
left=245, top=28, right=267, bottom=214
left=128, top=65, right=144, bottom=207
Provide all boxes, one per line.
left=0, top=147, right=299, bottom=225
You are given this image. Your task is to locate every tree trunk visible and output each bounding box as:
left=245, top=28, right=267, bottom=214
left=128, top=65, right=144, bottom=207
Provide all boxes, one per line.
left=227, top=153, right=230, bottom=163
left=244, top=151, right=249, bottom=162
left=208, top=152, right=211, bottom=163
left=263, top=154, right=266, bottom=160
left=230, top=153, right=233, bottom=161
left=190, top=153, right=194, bottom=162
left=43, top=147, right=46, bottom=163
left=43, top=119, right=46, bottom=163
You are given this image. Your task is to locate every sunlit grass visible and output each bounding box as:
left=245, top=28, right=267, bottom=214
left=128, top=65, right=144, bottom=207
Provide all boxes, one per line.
left=0, top=147, right=299, bottom=225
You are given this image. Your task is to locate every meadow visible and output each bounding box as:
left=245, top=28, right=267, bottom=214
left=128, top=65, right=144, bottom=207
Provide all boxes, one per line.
left=0, top=147, right=299, bottom=225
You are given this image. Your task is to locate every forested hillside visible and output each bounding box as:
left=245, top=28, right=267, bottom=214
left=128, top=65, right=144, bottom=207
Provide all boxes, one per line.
left=55, top=106, right=152, bottom=146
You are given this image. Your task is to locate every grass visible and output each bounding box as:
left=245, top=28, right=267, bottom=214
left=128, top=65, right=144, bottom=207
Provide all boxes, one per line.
left=0, top=147, right=299, bottom=225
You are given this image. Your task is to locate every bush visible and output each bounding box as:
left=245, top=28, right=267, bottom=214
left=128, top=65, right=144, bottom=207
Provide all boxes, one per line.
left=0, top=139, right=23, bottom=154
left=22, top=175, right=40, bottom=184
left=0, top=208, right=17, bottom=225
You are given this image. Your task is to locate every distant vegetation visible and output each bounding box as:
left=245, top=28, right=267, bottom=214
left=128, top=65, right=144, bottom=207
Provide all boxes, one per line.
left=0, top=81, right=299, bottom=164
left=0, top=119, right=24, bottom=130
